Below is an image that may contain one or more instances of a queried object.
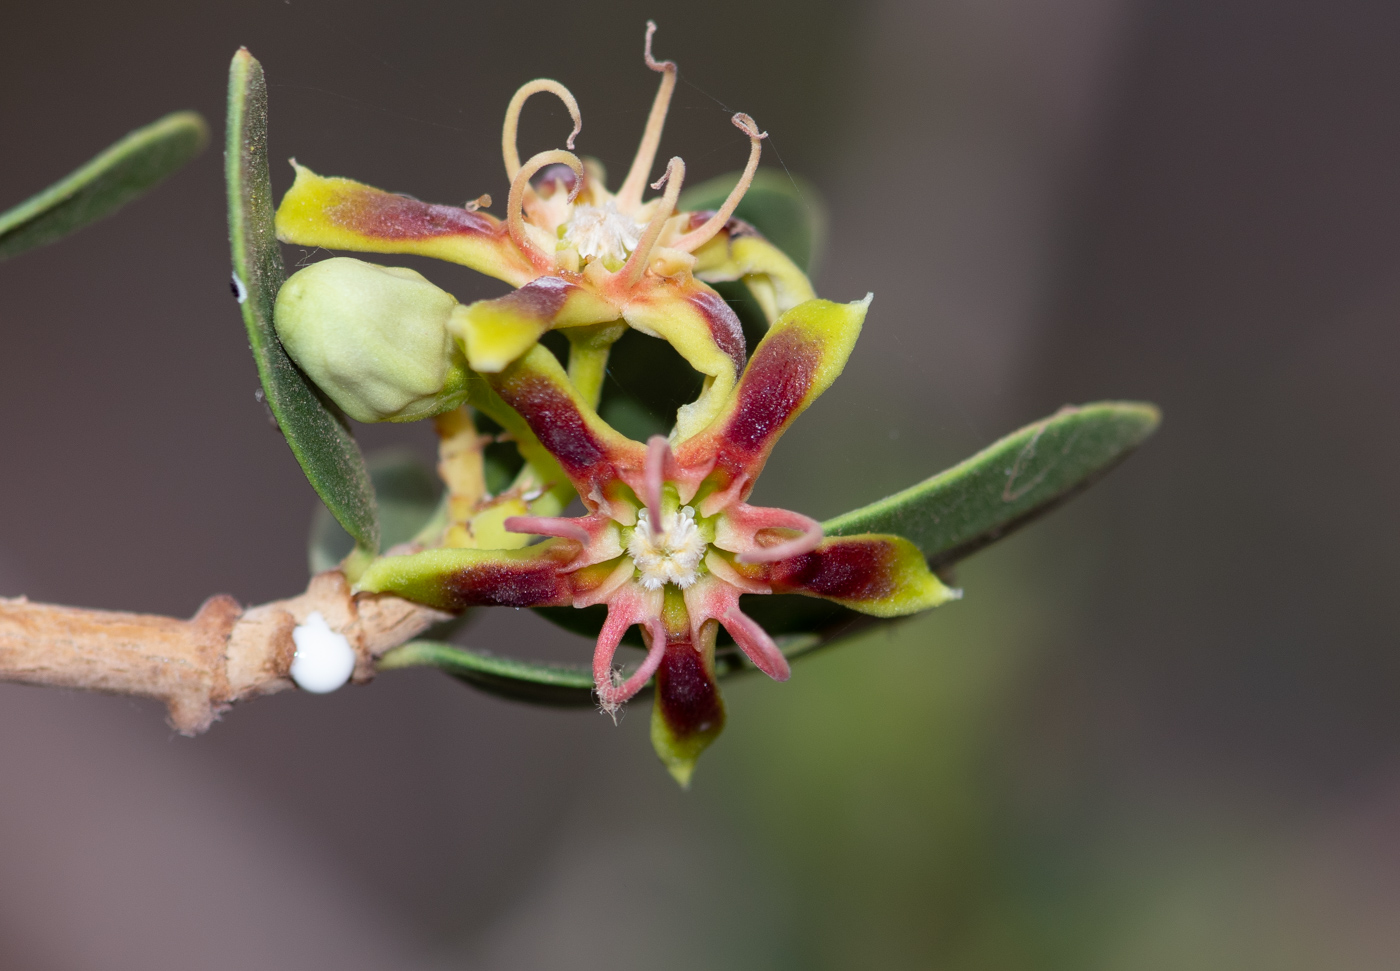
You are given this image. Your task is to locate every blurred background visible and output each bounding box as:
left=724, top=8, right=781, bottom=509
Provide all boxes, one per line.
left=2, top=0, right=1398, bottom=967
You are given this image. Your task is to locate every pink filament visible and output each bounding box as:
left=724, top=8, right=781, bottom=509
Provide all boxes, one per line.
left=721, top=604, right=791, bottom=682
left=669, top=113, right=767, bottom=253
left=733, top=508, right=824, bottom=564
left=504, top=516, right=591, bottom=544
left=594, top=602, right=667, bottom=713
left=618, top=156, right=685, bottom=287
left=507, top=149, right=583, bottom=268
left=502, top=79, right=582, bottom=180
left=643, top=435, right=671, bottom=525
left=615, top=21, right=679, bottom=213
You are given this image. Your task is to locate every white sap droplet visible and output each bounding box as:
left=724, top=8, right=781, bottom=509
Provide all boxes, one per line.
left=231, top=272, right=248, bottom=304
left=290, top=611, right=356, bottom=693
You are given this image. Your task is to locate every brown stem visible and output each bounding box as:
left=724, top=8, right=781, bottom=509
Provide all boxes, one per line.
left=0, top=572, right=451, bottom=735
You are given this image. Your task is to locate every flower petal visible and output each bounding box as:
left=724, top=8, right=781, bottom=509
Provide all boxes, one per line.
left=763, top=534, right=958, bottom=618
left=452, top=276, right=619, bottom=374
left=593, top=584, right=665, bottom=714
left=357, top=542, right=576, bottom=612
left=683, top=576, right=790, bottom=681
left=712, top=501, right=823, bottom=561
left=619, top=278, right=746, bottom=440
left=689, top=217, right=816, bottom=322
left=275, top=163, right=536, bottom=287
left=647, top=614, right=726, bottom=789
left=675, top=295, right=870, bottom=492
left=486, top=344, right=646, bottom=502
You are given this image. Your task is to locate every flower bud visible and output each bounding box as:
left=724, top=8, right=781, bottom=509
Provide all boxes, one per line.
left=274, top=257, right=470, bottom=422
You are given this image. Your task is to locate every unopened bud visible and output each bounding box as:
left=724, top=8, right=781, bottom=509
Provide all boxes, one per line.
left=274, top=257, right=470, bottom=422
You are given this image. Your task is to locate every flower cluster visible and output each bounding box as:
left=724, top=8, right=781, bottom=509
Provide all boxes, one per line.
left=272, top=23, right=955, bottom=782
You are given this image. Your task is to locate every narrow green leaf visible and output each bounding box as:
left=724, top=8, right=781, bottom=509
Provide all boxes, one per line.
left=227, top=48, right=379, bottom=555
left=380, top=629, right=833, bottom=708
left=678, top=167, right=826, bottom=273
left=0, top=111, right=208, bottom=261
left=378, top=641, right=596, bottom=706
left=824, top=401, right=1162, bottom=568
left=309, top=451, right=442, bottom=574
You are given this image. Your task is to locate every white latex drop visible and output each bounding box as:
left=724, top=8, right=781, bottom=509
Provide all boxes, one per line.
left=289, top=611, right=356, bottom=694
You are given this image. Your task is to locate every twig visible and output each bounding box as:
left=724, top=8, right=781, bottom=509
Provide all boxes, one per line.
left=0, top=572, right=450, bottom=734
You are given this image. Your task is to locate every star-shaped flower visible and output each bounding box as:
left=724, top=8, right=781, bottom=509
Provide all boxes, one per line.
left=273, top=22, right=813, bottom=441
left=356, top=297, right=957, bottom=783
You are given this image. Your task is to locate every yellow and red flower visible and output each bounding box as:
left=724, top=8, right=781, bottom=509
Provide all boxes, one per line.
left=270, top=23, right=957, bottom=781
left=274, top=22, right=814, bottom=441
left=356, top=300, right=955, bottom=783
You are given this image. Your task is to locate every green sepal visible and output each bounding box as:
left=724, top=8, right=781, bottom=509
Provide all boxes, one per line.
left=0, top=110, right=208, bottom=261
left=226, top=48, right=379, bottom=556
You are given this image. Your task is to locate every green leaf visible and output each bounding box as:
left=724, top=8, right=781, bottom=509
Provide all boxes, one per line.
left=379, top=630, right=831, bottom=708
left=309, top=451, right=442, bottom=574
left=824, top=401, right=1161, bottom=569
left=0, top=111, right=208, bottom=261
left=748, top=402, right=1161, bottom=636
left=227, top=48, right=379, bottom=557
left=378, top=640, right=596, bottom=706
left=678, top=167, right=826, bottom=273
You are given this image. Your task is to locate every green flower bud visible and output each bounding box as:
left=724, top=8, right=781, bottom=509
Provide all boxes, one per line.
left=274, top=257, right=470, bottom=422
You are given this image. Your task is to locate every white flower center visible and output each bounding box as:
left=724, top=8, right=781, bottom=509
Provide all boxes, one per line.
left=628, top=505, right=707, bottom=590
left=562, top=201, right=643, bottom=264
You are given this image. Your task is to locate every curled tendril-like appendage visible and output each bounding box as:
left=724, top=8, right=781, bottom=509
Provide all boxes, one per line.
left=507, top=148, right=583, bottom=265
left=501, top=78, right=582, bottom=179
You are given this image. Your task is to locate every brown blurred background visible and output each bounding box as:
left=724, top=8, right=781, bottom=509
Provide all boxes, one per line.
left=2, top=0, right=1399, bottom=968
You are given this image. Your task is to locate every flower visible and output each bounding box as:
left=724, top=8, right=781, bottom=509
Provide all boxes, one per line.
left=269, top=22, right=960, bottom=781
left=272, top=21, right=815, bottom=441
left=356, top=297, right=958, bottom=784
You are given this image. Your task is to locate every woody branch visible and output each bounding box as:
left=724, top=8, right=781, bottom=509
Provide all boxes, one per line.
left=0, top=574, right=450, bottom=734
